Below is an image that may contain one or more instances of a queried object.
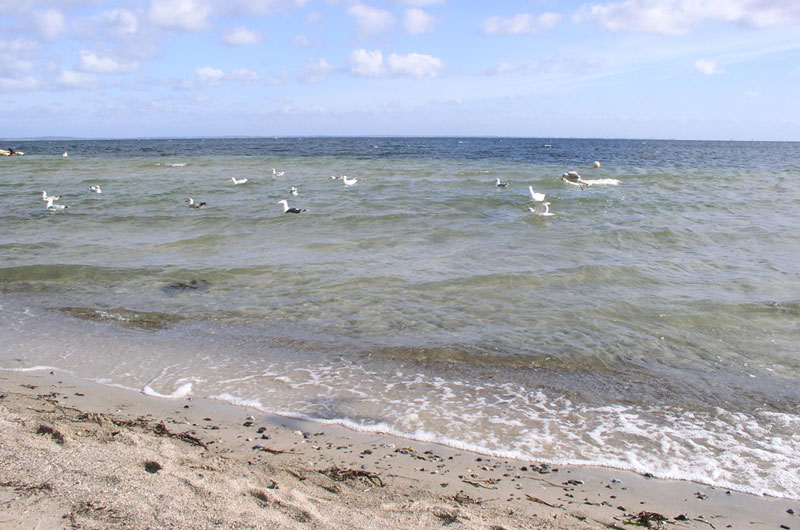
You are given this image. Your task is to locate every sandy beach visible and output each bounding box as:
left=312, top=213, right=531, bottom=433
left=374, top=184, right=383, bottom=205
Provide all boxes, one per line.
left=1, top=369, right=795, bottom=529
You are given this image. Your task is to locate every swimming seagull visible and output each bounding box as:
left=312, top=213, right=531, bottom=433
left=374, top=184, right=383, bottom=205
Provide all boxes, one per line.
left=561, top=170, right=586, bottom=190
left=230, top=177, right=248, bottom=185
left=527, top=202, right=554, bottom=216
left=272, top=168, right=285, bottom=177
left=528, top=185, right=546, bottom=202
left=41, top=191, right=61, bottom=202
left=342, top=175, right=358, bottom=186
left=290, top=186, right=298, bottom=196
left=495, top=178, right=510, bottom=188
left=186, top=198, right=207, bottom=209
left=277, top=199, right=306, bottom=214
left=45, top=197, right=68, bottom=211
left=89, top=185, right=102, bottom=193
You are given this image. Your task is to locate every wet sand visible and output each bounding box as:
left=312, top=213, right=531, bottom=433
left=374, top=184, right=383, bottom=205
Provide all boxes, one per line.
left=1, top=369, right=795, bottom=529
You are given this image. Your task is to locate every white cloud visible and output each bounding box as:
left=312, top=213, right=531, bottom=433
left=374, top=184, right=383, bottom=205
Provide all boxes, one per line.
left=296, top=58, right=333, bottom=84
left=196, top=66, right=226, bottom=86
left=56, top=70, right=100, bottom=90
left=148, top=0, right=212, bottom=31
left=0, top=76, right=39, bottom=92
left=222, top=0, right=310, bottom=16
left=230, top=67, right=260, bottom=84
left=694, top=58, right=722, bottom=75
left=35, top=9, right=67, bottom=41
left=347, top=3, right=396, bottom=36
left=387, top=52, right=442, bottom=77
left=404, top=8, right=436, bottom=34
left=196, top=66, right=260, bottom=86
left=575, top=0, right=800, bottom=35
left=0, top=38, right=39, bottom=57
left=482, top=12, right=562, bottom=35
left=348, top=48, right=443, bottom=78
left=99, top=9, right=139, bottom=36
left=79, top=51, right=140, bottom=73
left=349, top=49, right=385, bottom=77
left=223, top=27, right=263, bottom=46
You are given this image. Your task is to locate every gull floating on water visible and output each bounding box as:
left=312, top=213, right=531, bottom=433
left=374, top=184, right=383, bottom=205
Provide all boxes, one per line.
left=561, top=170, right=586, bottom=190
left=528, top=202, right=553, bottom=216
left=41, top=191, right=61, bottom=202
left=495, top=178, right=510, bottom=188
left=342, top=175, right=358, bottom=186
left=290, top=186, right=298, bottom=196
left=272, top=168, right=285, bottom=177
left=88, top=185, right=102, bottom=193
left=45, top=197, right=68, bottom=211
left=277, top=199, right=306, bottom=214
left=230, top=177, right=248, bottom=185
left=528, top=185, right=546, bottom=202
left=186, top=198, right=207, bottom=209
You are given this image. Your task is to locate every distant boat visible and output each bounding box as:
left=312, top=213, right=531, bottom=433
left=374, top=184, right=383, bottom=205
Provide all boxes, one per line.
left=1, top=148, right=23, bottom=156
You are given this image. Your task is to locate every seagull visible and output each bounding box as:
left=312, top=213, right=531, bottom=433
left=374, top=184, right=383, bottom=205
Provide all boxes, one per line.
left=89, top=185, right=102, bottom=193
left=277, top=199, right=306, bottom=214
left=230, top=177, right=248, bottom=185
left=342, top=175, right=358, bottom=186
left=290, top=186, right=298, bottom=196
left=41, top=191, right=61, bottom=202
left=272, top=168, right=285, bottom=177
left=528, top=185, right=546, bottom=202
left=186, top=198, right=207, bottom=209
left=561, top=170, right=586, bottom=190
left=527, top=202, right=554, bottom=216
left=45, top=197, right=68, bottom=211
left=495, top=178, right=510, bottom=188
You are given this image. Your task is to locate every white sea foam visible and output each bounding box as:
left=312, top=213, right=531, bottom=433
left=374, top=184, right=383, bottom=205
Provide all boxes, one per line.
left=584, top=178, right=621, bottom=186
left=142, top=382, right=193, bottom=399
left=0, top=365, right=59, bottom=372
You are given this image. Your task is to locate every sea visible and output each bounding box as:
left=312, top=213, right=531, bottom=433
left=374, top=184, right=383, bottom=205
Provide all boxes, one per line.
left=1, top=137, right=798, bottom=500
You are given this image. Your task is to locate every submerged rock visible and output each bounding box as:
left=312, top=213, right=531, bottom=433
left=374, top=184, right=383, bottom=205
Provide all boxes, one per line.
left=57, top=306, right=183, bottom=331
left=163, top=279, right=210, bottom=293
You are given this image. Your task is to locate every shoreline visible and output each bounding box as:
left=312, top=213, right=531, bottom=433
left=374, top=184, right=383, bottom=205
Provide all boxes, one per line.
left=1, top=369, right=795, bottom=529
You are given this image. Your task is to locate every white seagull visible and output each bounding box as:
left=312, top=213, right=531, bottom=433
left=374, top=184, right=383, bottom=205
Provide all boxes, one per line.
left=290, top=186, right=298, bottom=196
left=527, top=202, right=554, bottom=216
left=495, top=178, right=510, bottom=188
left=277, top=199, right=307, bottom=214
left=186, top=198, right=207, bottom=209
left=41, top=191, right=61, bottom=202
left=231, top=177, right=248, bottom=185
left=528, top=185, right=546, bottom=202
left=272, top=168, right=285, bottom=177
left=342, top=175, right=358, bottom=186
left=45, top=197, right=68, bottom=211
left=89, top=185, right=102, bottom=193
left=561, top=170, right=586, bottom=190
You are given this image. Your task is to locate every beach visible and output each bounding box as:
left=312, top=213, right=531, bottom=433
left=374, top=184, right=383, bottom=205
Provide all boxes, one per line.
left=2, top=368, right=795, bottom=529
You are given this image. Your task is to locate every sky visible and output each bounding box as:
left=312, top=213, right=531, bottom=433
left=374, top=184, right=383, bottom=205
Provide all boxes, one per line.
left=2, top=0, right=800, bottom=140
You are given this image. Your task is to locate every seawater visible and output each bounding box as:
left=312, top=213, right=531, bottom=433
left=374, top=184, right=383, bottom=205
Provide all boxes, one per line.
left=1, top=137, right=799, bottom=499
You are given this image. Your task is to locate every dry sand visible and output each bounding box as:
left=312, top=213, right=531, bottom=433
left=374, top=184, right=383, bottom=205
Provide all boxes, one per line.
left=1, top=369, right=796, bottom=529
